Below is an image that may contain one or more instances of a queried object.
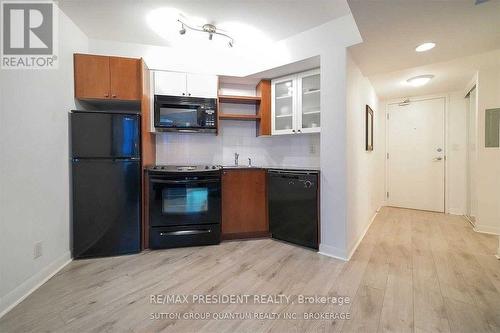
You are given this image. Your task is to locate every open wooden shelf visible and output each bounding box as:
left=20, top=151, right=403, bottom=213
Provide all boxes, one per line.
left=216, top=79, right=270, bottom=135
left=219, top=113, right=261, bottom=121
left=218, top=95, right=261, bottom=104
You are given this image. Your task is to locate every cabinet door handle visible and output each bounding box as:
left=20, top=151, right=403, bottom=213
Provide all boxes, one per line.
left=292, top=130, right=296, bottom=133
left=112, top=94, right=117, bottom=98
left=298, top=129, right=302, bottom=133
left=182, top=92, right=185, bottom=96
left=104, top=93, right=109, bottom=97
left=188, top=93, right=191, bottom=96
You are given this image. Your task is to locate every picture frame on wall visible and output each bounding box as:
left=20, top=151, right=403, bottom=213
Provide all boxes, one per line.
left=366, top=105, right=374, bottom=151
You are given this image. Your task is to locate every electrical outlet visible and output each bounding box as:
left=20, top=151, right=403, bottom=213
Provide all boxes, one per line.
left=309, top=145, right=316, bottom=154
left=34, top=241, right=43, bottom=259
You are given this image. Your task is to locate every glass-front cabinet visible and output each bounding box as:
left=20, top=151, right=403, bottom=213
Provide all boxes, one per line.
left=271, top=69, right=320, bottom=135
left=271, top=75, right=297, bottom=135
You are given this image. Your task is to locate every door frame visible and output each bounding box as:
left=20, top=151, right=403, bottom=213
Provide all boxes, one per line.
left=464, top=73, right=479, bottom=224
left=384, top=94, right=449, bottom=213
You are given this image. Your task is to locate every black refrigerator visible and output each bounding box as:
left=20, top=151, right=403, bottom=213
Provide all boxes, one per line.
left=71, top=111, right=141, bottom=259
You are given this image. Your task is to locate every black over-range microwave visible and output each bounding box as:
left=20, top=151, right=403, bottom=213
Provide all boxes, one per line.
left=154, top=95, right=217, bottom=133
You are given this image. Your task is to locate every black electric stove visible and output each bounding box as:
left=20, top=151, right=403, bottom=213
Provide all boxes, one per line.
left=148, top=165, right=221, bottom=172
left=148, top=165, right=222, bottom=249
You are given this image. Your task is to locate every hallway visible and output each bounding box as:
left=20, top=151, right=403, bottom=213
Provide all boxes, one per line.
left=0, top=207, right=498, bottom=332
left=344, top=207, right=499, bottom=332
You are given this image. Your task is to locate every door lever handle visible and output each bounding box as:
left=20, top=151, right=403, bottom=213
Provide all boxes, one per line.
left=433, top=157, right=443, bottom=161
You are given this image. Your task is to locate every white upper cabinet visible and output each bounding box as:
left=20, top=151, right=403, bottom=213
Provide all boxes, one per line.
left=154, top=71, right=218, bottom=98
left=271, top=68, right=320, bottom=135
left=297, top=69, right=320, bottom=133
left=186, top=73, right=218, bottom=98
left=271, top=74, right=297, bottom=135
left=154, top=71, right=187, bottom=96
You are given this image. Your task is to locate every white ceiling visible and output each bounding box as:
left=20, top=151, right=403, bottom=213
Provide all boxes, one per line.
left=347, top=0, right=500, bottom=76
left=220, top=56, right=320, bottom=85
left=367, top=49, right=500, bottom=100
left=58, top=0, right=350, bottom=47
left=59, top=0, right=500, bottom=99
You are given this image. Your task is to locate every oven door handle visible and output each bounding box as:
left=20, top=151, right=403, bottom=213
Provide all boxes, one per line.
left=150, top=179, right=219, bottom=185
left=159, top=230, right=212, bottom=236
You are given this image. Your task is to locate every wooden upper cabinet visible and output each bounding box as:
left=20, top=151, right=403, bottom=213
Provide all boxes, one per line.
left=257, top=80, right=271, bottom=136
left=74, top=53, right=140, bottom=101
left=109, top=57, right=140, bottom=100
left=74, top=54, right=110, bottom=100
left=221, top=169, right=269, bottom=239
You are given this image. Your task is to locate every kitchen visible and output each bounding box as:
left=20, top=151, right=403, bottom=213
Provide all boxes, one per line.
left=71, top=53, right=321, bottom=257
left=4, top=1, right=498, bottom=332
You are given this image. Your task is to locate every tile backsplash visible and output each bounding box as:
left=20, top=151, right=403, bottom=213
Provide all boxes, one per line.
left=156, top=121, right=320, bottom=167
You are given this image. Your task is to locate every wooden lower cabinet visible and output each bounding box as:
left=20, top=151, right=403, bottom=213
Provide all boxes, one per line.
left=221, top=169, right=269, bottom=240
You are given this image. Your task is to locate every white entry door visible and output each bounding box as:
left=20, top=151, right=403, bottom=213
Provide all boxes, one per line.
left=387, top=97, right=445, bottom=212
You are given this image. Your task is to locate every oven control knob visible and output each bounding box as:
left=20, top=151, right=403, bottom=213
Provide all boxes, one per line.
left=205, top=166, right=209, bottom=170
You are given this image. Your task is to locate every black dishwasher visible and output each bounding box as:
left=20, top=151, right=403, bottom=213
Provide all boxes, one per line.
left=268, top=169, right=319, bottom=250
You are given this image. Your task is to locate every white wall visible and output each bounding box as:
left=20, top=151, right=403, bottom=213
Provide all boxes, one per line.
left=475, top=63, right=500, bottom=235
left=345, top=53, right=385, bottom=258
left=157, top=126, right=320, bottom=168
left=0, top=8, right=88, bottom=316
left=90, top=15, right=363, bottom=260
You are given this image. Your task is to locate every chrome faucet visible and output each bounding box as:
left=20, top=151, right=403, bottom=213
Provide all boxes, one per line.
left=234, top=153, right=239, bottom=166
left=248, top=157, right=252, bottom=167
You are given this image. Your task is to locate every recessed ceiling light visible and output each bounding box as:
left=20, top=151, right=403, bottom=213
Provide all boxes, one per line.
left=406, top=75, right=434, bottom=87
left=415, top=42, right=436, bottom=52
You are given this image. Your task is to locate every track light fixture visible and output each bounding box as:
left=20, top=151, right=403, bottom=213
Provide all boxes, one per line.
left=177, top=19, right=234, bottom=47
left=179, top=23, right=186, bottom=35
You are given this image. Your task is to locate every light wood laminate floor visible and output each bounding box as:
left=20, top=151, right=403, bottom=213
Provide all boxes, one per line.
left=1, top=207, right=499, bottom=333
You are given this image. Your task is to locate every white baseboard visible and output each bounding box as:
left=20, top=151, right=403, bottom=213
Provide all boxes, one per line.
left=318, top=207, right=381, bottom=262
left=318, top=244, right=348, bottom=261
left=0, top=252, right=72, bottom=319
left=497, top=238, right=500, bottom=260
left=447, top=208, right=465, bottom=216
left=473, top=225, right=500, bottom=236
left=346, top=207, right=380, bottom=260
